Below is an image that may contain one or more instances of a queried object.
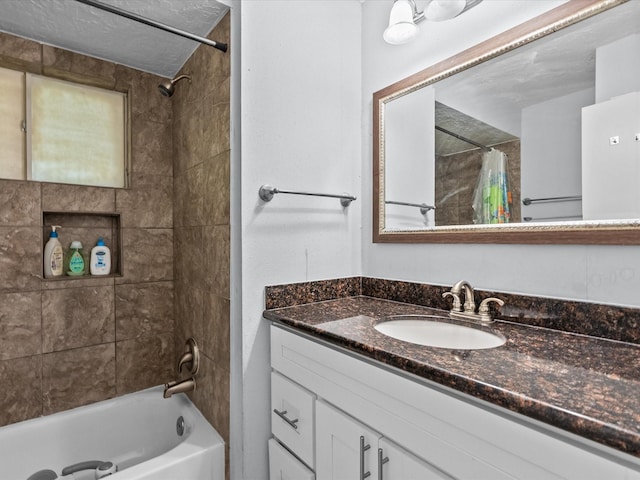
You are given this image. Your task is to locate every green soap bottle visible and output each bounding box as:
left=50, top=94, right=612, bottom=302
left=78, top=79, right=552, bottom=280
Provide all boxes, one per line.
left=66, top=241, right=86, bottom=276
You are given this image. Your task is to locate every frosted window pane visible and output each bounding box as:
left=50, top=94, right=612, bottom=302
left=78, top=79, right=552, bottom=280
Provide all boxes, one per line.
left=29, top=74, right=126, bottom=188
left=0, top=67, right=25, bottom=180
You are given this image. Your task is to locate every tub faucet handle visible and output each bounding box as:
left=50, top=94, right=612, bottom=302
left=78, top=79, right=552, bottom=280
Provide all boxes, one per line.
left=177, top=338, right=199, bottom=376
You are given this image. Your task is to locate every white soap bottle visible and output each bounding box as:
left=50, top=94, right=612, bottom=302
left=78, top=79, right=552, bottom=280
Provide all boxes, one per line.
left=90, top=237, right=111, bottom=276
left=44, top=225, right=64, bottom=278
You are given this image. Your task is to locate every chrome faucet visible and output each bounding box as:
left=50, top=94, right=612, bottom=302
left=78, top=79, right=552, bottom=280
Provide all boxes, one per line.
left=443, top=280, right=504, bottom=323
left=163, top=377, right=196, bottom=398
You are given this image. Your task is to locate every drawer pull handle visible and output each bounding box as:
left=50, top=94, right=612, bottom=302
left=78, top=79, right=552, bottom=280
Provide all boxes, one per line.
left=360, top=436, right=371, bottom=479
left=273, top=408, right=299, bottom=430
left=378, top=448, right=389, bottom=480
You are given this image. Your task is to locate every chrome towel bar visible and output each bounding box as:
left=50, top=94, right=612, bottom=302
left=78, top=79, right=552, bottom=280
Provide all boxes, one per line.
left=259, top=184, right=356, bottom=207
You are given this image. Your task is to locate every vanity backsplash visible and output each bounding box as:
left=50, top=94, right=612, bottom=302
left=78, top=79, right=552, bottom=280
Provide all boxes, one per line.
left=265, top=277, right=640, bottom=345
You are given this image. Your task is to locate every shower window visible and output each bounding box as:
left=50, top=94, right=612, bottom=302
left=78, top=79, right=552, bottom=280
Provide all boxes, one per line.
left=0, top=66, right=128, bottom=188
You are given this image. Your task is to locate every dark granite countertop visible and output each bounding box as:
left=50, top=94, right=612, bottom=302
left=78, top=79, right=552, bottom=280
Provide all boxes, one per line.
left=264, top=296, right=640, bottom=459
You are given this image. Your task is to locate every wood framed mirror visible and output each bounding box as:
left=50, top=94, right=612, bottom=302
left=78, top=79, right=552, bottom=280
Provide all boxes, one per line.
left=373, top=0, right=640, bottom=244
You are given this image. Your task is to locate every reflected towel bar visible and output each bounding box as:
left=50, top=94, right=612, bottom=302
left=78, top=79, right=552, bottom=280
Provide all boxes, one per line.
left=259, top=184, right=356, bottom=207
left=522, top=195, right=582, bottom=205
left=385, top=200, right=435, bottom=215
left=524, top=215, right=582, bottom=222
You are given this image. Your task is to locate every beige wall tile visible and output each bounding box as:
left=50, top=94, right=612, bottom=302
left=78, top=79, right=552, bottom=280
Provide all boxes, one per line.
left=0, top=32, right=42, bottom=71
left=115, top=281, right=174, bottom=340
left=117, top=174, right=173, bottom=228
left=174, top=279, right=204, bottom=347
left=172, top=14, right=231, bottom=455
left=42, top=46, right=116, bottom=89
left=42, top=286, right=115, bottom=352
left=0, top=291, right=41, bottom=360
left=130, top=117, right=173, bottom=177
left=116, top=333, right=174, bottom=395
left=174, top=226, right=204, bottom=286
left=203, top=294, right=230, bottom=360
left=0, top=32, right=175, bottom=425
left=41, top=276, right=114, bottom=290
left=0, top=355, right=42, bottom=426
left=42, top=183, right=116, bottom=212
left=117, top=67, right=171, bottom=125
left=117, top=228, right=173, bottom=283
left=0, top=180, right=41, bottom=226
left=203, top=225, right=230, bottom=299
left=0, top=226, right=41, bottom=290
left=43, top=344, right=116, bottom=415
left=190, top=352, right=229, bottom=445
left=204, top=102, right=230, bottom=160
left=204, top=150, right=230, bottom=226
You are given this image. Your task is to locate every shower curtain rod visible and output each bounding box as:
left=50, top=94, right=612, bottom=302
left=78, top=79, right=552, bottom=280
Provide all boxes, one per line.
left=74, top=0, right=228, bottom=53
left=435, top=125, right=491, bottom=152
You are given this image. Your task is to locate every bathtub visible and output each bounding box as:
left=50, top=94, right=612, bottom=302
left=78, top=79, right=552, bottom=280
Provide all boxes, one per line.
left=2, top=386, right=224, bottom=480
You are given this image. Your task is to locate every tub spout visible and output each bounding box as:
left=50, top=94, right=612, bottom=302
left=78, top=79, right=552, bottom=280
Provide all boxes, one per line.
left=163, top=377, right=196, bottom=398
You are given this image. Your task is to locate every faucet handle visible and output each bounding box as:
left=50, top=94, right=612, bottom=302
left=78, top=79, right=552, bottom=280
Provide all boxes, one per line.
left=177, top=338, right=199, bottom=376
left=478, top=297, right=505, bottom=322
left=442, top=291, right=462, bottom=312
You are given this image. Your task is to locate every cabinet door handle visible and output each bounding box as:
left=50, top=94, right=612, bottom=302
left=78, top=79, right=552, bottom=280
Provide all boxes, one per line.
left=360, top=435, right=371, bottom=479
left=377, top=448, right=389, bottom=480
left=273, top=408, right=299, bottom=430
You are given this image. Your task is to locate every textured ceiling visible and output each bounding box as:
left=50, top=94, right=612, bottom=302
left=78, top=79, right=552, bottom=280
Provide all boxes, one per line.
left=0, top=0, right=229, bottom=78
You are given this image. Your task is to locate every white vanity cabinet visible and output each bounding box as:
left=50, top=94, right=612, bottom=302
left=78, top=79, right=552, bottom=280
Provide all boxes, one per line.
left=316, top=400, right=451, bottom=480
left=270, top=324, right=640, bottom=480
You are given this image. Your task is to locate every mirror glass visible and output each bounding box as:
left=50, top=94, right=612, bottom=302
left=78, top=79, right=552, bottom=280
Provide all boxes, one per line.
left=375, top=0, right=640, bottom=243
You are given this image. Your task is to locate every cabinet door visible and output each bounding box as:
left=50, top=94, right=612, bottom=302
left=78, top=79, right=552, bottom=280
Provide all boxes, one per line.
left=269, top=438, right=315, bottom=480
left=316, top=400, right=380, bottom=480
left=378, top=437, right=453, bottom=480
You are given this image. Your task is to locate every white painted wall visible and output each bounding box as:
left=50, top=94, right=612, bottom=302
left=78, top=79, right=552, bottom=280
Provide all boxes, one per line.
left=238, top=1, right=361, bottom=478
left=361, top=0, right=640, bottom=309
left=520, top=88, right=592, bottom=222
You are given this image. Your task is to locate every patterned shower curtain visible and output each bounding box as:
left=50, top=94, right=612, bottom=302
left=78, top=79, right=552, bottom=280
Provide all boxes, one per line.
left=472, top=149, right=512, bottom=224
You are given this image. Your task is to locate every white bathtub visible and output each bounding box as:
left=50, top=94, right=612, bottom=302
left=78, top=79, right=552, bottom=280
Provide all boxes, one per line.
left=1, top=386, right=224, bottom=480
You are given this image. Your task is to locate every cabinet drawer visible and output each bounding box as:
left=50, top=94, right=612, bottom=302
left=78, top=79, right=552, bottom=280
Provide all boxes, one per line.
left=269, top=438, right=315, bottom=480
left=271, top=371, right=315, bottom=468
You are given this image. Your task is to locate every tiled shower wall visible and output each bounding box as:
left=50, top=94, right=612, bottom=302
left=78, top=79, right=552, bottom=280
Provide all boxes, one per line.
left=172, top=13, right=231, bottom=461
left=0, top=33, right=175, bottom=425
left=435, top=139, right=521, bottom=225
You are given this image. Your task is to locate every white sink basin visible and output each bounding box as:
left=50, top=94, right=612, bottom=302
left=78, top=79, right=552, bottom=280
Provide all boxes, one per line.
left=374, top=315, right=506, bottom=350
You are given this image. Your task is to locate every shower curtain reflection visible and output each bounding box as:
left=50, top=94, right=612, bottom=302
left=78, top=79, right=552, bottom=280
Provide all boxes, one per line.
left=472, top=149, right=512, bottom=224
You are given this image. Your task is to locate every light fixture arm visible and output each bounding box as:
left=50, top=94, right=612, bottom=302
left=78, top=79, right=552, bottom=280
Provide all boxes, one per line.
left=409, top=0, right=426, bottom=24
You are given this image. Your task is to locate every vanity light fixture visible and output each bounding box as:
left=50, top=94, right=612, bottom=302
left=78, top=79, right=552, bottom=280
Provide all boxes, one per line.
left=383, top=0, right=483, bottom=45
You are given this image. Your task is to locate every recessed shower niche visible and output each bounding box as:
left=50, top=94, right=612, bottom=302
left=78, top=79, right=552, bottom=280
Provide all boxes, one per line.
left=42, top=211, right=122, bottom=279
